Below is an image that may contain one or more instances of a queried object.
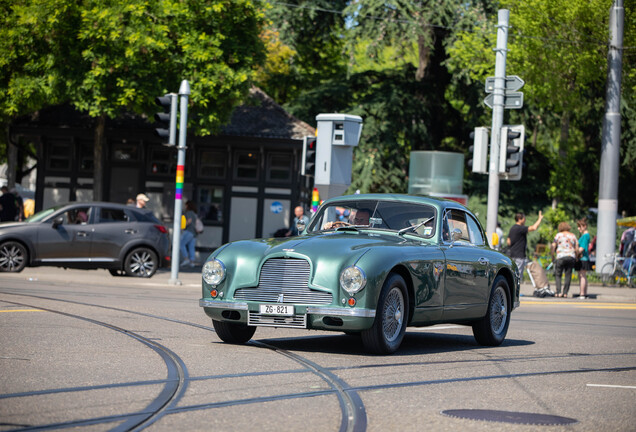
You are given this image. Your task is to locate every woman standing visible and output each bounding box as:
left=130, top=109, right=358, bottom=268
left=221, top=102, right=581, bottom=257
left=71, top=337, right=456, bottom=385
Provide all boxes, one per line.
left=551, top=222, right=579, bottom=298
left=577, top=218, right=591, bottom=299
left=180, top=200, right=198, bottom=267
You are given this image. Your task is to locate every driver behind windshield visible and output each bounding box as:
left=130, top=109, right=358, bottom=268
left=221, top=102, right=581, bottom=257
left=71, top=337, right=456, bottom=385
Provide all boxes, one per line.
left=323, top=207, right=372, bottom=229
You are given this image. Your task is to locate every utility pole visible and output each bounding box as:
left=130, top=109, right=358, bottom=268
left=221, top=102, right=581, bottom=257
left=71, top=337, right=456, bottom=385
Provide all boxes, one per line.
left=485, top=10, right=509, bottom=243
left=169, top=80, right=191, bottom=285
left=597, top=0, right=624, bottom=274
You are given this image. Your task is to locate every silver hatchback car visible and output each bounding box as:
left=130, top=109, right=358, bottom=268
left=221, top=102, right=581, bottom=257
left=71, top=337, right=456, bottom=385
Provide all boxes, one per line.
left=0, top=202, right=171, bottom=277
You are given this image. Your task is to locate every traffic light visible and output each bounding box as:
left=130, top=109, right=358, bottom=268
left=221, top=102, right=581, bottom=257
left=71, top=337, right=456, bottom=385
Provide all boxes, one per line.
left=499, top=125, right=525, bottom=180
left=154, top=94, right=177, bottom=146
left=301, top=135, right=316, bottom=176
left=468, top=127, right=489, bottom=174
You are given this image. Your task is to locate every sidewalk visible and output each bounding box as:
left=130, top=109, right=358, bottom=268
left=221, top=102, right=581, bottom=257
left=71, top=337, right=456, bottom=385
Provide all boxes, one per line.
left=519, top=281, right=636, bottom=302
left=2, top=266, right=635, bottom=303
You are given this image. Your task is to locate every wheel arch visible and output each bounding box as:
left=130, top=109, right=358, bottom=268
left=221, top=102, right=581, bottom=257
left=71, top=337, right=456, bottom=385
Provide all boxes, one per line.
left=120, top=241, right=161, bottom=264
left=388, top=264, right=415, bottom=325
left=0, top=237, right=33, bottom=265
left=494, top=268, right=515, bottom=309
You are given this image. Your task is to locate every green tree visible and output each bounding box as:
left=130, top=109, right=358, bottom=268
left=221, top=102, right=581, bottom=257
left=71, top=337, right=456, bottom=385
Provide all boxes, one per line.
left=0, top=0, right=266, bottom=198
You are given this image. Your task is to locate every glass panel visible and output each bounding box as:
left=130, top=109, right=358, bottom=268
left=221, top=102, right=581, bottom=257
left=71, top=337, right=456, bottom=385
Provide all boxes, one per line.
left=56, top=206, right=92, bottom=225
left=308, top=200, right=436, bottom=238
left=111, top=140, right=139, bottom=161
left=466, top=215, right=485, bottom=246
left=234, top=151, right=258, bottom=180
left=99, top=207, right=129, bottom=223
left=198, top=151, right=226, bottom=179
left=197, top=186, right=223, bottom=223
left=267, top=153, right=292, bottom=182
left=46, top=140, right=71, bottom=171
left=149, top=147, right=177, bottom=175
left=79, top=140, right=94, bottom=172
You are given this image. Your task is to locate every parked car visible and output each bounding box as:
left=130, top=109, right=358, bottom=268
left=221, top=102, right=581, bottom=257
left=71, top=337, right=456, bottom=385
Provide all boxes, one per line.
left=200, top=194, right=519, bottom=354
left=0, top=202, right=171, bottom=277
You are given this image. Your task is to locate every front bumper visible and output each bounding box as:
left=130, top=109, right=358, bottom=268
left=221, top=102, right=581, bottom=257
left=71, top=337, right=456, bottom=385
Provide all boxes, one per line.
left=199, top=298, right=376, bottom=331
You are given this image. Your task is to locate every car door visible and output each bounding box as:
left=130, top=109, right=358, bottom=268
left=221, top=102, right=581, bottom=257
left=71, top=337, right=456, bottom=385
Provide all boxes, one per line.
left=441, top=209, right=491, bottom=320
left=90, top=206, right=139, bottom=262
left=35, top=206, right=93, bottom=262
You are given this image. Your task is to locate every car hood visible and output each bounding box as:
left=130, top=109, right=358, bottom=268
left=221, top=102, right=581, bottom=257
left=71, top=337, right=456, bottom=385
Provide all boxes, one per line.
left=0, top=221, right=26, bottom=230
left=212, top=230, right=427, bottom=291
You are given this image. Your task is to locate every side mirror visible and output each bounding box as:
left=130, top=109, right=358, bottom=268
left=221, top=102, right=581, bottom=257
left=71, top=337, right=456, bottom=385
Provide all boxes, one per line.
left=52, top=216, right=64, bottom=228
left=451, top=228, right=463, bottom=242
left=296, top=220, right=306, bottom=234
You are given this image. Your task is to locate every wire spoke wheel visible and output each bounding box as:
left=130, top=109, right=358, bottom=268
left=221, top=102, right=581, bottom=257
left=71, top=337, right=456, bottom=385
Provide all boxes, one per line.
left=489, top=286, right=508, bottom=335
left=382, top=287, right=405, bottom=343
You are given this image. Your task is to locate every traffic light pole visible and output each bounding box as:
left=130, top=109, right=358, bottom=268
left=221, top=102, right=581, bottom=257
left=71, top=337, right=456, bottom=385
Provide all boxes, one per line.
left=486, top=9, right=509, bottom=246
left=169, top=80, right=191, bottom=286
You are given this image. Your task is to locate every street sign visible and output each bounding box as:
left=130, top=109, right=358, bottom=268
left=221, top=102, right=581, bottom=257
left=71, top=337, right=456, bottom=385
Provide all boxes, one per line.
left=484, top=92, right=524, bottom=109
left=485, top=75, right=525, bottom=93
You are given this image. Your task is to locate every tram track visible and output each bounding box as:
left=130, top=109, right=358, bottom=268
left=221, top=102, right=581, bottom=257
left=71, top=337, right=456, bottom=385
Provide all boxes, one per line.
left=1, top=288, right=635, bottom=431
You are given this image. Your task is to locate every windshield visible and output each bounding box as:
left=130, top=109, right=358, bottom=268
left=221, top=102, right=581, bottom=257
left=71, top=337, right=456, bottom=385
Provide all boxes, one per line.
left=26, top=205, right=64, bottom=223
left=308, top=200, right=436, bottom=238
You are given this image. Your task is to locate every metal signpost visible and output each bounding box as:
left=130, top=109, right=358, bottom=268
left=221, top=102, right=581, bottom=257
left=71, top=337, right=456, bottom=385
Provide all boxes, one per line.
left=168, top=80, right=191, bottom=286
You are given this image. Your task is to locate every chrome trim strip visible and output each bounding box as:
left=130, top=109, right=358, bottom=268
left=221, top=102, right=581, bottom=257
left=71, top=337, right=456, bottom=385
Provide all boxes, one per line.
left=306, top=306, right=376, bottom=318
left=199, top=299, right=248, bottom=310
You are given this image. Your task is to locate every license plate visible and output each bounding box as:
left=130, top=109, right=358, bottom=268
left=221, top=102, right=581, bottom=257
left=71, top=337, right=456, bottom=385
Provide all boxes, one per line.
left=259, top=304, right=294, bottom=316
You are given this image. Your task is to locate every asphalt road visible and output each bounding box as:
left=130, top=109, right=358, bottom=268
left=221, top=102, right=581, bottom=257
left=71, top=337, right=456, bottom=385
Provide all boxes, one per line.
left=0, top=267, right=634, bottom=431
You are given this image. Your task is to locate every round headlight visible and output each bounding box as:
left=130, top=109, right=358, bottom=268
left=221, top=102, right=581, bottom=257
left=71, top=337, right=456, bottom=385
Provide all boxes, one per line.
left=203, top=259, right=226, bottom=286
left=339, top=266, right=366, bottom=294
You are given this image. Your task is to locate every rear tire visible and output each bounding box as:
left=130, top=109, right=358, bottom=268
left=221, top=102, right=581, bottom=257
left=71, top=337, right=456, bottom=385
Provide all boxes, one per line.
left=361, top=273, right=409, bottom=354
left=212, top=320, right=256, bottom=344
left=124, top=247, right=157, bottom=278
left=0, top=241, right=27, bottom=273
left=472, top=275, right=510, bottom=346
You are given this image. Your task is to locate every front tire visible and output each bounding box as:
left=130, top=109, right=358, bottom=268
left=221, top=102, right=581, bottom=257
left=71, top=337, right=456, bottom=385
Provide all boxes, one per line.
left=600, top=263, right=616, bottom=286
left=0, top=241, right=27, bottom=273
left=472, top=275, right=510, bottom=346
left=362, top=273, right=409, bottom=354
left=124, top=247, right=157, bottom=278
left=212, top=320, right=256, bottom=344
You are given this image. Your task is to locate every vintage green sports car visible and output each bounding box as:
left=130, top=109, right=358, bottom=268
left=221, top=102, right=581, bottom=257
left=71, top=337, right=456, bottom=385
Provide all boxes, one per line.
left=200, top=194, right=519, bottom=354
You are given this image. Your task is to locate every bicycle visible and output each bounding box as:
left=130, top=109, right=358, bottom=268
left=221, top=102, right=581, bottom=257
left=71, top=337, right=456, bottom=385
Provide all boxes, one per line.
left=600, top=253, right=635, bottom=288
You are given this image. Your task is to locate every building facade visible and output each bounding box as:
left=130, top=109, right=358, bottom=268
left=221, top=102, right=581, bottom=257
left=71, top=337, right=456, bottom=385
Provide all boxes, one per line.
left=9, top=88, right=315, bottom=254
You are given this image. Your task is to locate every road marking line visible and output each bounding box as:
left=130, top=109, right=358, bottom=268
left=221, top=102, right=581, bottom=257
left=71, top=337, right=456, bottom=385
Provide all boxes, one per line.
left=587, top=384, right=636, bottom=389
left=0, top=309, right=44, bottom=313
left=410, top=325, right=465, bottom=332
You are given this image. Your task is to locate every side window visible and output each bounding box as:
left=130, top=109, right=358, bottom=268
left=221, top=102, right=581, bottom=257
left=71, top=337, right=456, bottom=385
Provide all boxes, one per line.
left=60, top=207, right=91, bottom=225
left=99, top=208, right=129, bottom=223
left=466, top=215, right=485, bottom=246
left=444, top=209, right=469, bottom=242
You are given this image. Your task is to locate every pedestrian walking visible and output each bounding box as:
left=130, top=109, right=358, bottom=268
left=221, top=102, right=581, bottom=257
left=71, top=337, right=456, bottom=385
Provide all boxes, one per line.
left=180, top=200, right=198, bottom=267
left=507, top=211, right=543, bottom=281
left=576, top=218, right=591, bottom=299
left=136, top=193, right=150, bottom=209
left=551, top=222, right=579, bottom=298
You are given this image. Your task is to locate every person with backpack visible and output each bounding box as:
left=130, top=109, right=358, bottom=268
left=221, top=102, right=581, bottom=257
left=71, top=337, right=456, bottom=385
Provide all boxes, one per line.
left=180, top=200, right=199, bottom=268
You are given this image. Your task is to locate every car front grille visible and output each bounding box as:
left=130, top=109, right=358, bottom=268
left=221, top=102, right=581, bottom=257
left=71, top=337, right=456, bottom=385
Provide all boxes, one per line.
left=247, top=312, right=307, bottom=328
left=234, top=258, right=332, bottom=305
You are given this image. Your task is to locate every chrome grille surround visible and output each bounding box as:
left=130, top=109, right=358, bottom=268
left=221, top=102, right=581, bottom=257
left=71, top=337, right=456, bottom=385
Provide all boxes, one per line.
left=234, top=258, right=332, bottom=305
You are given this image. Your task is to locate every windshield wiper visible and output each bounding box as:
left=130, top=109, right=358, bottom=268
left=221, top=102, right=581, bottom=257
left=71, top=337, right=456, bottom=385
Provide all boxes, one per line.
left=397, top=217, right=434, bottom=236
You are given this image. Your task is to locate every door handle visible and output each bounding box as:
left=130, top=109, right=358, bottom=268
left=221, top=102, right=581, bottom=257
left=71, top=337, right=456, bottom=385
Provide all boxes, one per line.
left=478, top=257, right=489, bottom=265
left=77, top=232, right=88, bottom=237
left=125, top=229, right=137, bottom=234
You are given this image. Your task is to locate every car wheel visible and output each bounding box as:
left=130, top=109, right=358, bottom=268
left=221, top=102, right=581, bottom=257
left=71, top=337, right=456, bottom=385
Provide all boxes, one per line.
left=0, top=241, right=27, bottom=273
left=600, top=263, right=616, bottom=286
left=124, top=247, right=158, bottom=278
left=212, top=320, right=256, bottom=344
left=472, top=275, right=510, bottom=346
left=361, top=273, right=409, bottom=354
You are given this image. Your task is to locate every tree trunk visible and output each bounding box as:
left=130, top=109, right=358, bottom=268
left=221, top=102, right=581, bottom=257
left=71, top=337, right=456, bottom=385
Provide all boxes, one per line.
left=93, top=115, right=106, bottom=201
left=416, top=32, right=431, bottom=82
